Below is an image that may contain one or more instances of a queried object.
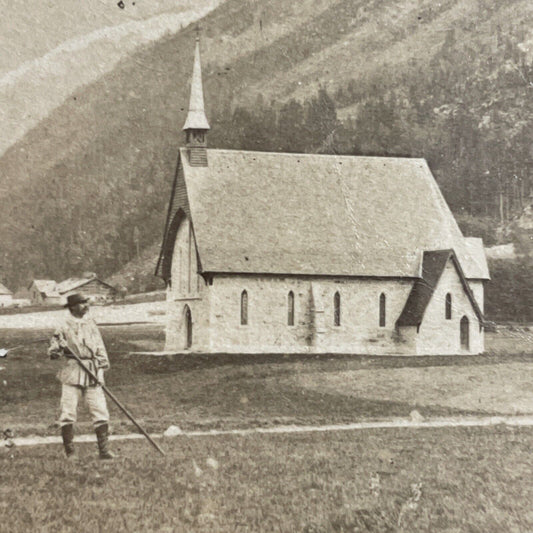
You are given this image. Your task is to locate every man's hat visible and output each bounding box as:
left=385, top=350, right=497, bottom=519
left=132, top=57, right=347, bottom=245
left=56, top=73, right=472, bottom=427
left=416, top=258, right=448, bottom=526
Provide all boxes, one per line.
left=64, top=293, right=89, bottom=308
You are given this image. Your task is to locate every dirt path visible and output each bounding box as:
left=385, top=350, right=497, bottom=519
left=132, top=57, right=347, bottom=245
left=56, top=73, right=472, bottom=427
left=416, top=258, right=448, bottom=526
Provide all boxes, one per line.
left=7, top=414, right=533, bottom=448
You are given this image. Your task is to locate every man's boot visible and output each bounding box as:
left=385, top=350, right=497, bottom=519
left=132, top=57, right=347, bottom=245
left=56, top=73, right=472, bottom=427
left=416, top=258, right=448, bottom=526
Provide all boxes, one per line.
left=95, top=423, right=115, bottom=460
left=61, top=424, right=75, bottom=458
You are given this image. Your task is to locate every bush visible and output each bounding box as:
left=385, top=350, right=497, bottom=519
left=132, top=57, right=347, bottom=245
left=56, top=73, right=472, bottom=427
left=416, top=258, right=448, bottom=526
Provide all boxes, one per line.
left=455, top=214, right=499, bottom=246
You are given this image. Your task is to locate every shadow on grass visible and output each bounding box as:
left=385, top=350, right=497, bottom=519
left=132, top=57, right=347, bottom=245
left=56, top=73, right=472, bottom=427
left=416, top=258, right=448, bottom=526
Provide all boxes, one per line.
left=0, top=326, right=527, bottom=434
left=107, top=372, right=494, bottom=433
left=121, top=350, right=533, bottom=378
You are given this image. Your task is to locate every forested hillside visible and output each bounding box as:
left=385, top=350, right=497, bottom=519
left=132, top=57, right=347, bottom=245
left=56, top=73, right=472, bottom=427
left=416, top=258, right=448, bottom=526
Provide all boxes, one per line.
left=0, top=0, right=531, bottom=299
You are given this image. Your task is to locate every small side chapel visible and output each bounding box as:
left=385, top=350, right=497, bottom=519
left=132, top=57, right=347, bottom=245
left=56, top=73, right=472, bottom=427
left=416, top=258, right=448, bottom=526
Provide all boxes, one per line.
left=155, top=38, right=490, bottom=355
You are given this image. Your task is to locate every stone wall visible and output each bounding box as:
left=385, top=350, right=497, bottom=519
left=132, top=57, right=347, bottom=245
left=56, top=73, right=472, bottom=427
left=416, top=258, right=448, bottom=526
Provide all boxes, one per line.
left=415, top=259, right=484, bottom=354
left=163, top=223, right=486, bottom=355
left=206, top=276, right=414, bottom=354
left=164, top=215, right=210, bottom=351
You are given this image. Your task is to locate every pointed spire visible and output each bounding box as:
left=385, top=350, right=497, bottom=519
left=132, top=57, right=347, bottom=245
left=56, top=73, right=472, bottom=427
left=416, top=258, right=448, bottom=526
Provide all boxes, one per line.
left=183, top=32, right=210, bottom=131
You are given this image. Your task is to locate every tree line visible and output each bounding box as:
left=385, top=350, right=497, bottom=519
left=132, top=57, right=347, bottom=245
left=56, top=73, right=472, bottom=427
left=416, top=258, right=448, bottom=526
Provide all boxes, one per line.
left=208, top=24, right=532, bottom=232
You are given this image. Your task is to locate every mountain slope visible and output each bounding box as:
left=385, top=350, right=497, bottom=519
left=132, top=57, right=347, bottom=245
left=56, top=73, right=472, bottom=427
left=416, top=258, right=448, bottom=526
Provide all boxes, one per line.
left=0, top=0, right=532, bottom=289
left=0, top=1, right=222, bottom=156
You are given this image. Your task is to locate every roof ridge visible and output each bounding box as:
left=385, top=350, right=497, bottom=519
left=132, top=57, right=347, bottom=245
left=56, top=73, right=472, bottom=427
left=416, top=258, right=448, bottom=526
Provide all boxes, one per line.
left=180, top=146, right=427, bottom=162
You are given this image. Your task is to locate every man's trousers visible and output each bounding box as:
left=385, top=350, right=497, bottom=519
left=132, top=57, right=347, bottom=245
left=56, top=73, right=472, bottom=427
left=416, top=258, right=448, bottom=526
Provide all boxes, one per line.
left=59, top=383, right=109, bottom=428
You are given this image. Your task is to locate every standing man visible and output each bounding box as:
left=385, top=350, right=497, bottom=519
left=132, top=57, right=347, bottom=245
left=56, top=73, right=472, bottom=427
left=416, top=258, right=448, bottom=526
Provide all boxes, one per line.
left=48, top=293, right=115, bottom=460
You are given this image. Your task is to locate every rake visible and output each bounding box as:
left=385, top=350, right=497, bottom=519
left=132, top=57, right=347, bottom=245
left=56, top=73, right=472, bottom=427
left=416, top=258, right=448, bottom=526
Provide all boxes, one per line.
left=0, top=338, right=166, bottom=456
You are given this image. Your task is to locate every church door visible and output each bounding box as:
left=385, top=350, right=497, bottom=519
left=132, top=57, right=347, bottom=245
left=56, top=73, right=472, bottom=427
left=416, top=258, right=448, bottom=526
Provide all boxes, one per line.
left=184, top=306, right=192, bottom=349
left=460, top=316, right=469, bottom=351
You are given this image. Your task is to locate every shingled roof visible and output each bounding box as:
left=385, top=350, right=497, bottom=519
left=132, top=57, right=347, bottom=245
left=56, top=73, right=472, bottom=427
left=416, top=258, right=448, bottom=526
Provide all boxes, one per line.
left=56, top=276, right=116, bottom=294
left=396, top=250, right=484, bottom=327
left=157, top=149, right=489, bottom=280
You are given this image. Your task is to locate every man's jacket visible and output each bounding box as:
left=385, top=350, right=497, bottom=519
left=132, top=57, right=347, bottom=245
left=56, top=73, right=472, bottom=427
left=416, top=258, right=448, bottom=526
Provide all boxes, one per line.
left=48, top=313, right=110, bottom=387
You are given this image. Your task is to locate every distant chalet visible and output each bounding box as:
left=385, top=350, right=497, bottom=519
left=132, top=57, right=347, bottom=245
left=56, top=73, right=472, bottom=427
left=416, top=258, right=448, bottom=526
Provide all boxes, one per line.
left=156, top=38, right=489, bottom=355
left=28, top=275, right=117, bottom=306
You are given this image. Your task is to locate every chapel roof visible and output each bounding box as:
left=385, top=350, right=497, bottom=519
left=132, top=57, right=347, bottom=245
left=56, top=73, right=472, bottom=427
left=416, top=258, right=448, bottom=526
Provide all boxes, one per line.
left=164, top=148, right=489, bottom=280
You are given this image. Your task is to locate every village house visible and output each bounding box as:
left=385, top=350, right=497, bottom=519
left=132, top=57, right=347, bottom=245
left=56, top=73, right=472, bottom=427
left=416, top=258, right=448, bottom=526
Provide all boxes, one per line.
left=29, top=274, right=117, bottom=306
left=11, top=287, right=31, bottom=308
left=0, top=282, right=13, bottom=307
left=156, top=38, right=490, bottom=355
left=56, top=273, right=117, bottom=305
left=28, top=280, right=61, bottom=306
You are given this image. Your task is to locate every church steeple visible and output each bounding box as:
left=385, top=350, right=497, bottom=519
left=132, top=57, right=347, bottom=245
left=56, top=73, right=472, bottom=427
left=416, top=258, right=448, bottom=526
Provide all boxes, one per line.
left=183, top=31, right=209, bottom=166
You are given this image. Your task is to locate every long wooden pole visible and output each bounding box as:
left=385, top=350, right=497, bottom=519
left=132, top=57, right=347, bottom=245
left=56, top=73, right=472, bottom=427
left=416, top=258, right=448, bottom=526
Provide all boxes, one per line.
left=67, top=351, right=166, bottom=457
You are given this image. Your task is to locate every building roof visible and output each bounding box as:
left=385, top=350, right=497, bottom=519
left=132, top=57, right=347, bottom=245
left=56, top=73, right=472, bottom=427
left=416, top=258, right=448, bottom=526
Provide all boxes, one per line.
left=396, top=250, right=484, bottom=327
left=0, top=282, right=12, bottom=295
left=56, top=276, right=94, bottom=294
left=56, top=276, right=116, bottom=294
left=159, top=148, right=489, bottom=280
left=31, top=279, right=59, bottom=296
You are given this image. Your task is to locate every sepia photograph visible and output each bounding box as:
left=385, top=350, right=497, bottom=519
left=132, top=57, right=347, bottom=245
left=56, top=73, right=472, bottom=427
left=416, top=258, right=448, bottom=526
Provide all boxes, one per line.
left=0, top=0, right=532, bottom=531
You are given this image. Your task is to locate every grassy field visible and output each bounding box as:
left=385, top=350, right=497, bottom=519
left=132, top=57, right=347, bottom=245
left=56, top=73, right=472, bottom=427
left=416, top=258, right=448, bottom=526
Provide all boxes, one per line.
left=1, top=426, right=532, bottom=532
left=1, top=325, right=533, bottom=531
left=1, top=325, right=533, bottom=437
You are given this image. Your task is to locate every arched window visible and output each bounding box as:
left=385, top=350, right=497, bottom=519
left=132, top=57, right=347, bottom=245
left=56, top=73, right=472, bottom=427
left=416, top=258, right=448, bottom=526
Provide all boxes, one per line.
left=460, top=316, right=469, bottom=350
left=184, top=305, right=192, bottom=349
left=379, top=293, right=386, bottom=327
left=334, top=291, right=341, bottom=326
left=178, top=249, right=183, bottom=293
left=445, top=293, right=452, bottom=320
left=288, top=291, right=295, bottom=326
left=241, top=290, right=248, bottom=325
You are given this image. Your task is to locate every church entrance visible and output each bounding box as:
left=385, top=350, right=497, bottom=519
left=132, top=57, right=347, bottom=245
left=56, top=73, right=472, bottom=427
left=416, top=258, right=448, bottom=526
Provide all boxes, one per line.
left=184, top=306, right=192, bottom=349
left=460, top=316, right=469, bottom=351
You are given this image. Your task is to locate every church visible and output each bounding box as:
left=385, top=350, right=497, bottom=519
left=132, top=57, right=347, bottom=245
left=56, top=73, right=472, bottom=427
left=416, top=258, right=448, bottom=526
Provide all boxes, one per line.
left=156, top=38, right=490, bottom=356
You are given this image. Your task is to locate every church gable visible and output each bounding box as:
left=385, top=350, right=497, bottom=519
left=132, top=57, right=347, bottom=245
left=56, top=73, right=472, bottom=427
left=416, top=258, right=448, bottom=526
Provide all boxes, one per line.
left=396, top=250, right=484, bottom=329
left=415, top=255, right=485, bottom=354
left=155, top=153, right=193, bottom=281
left=169, top=215, right=201, bottom=297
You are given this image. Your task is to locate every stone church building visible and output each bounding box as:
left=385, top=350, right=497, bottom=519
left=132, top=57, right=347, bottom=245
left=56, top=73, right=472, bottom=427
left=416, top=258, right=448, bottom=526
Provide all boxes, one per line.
left=156, top=38, right=490, bottom=355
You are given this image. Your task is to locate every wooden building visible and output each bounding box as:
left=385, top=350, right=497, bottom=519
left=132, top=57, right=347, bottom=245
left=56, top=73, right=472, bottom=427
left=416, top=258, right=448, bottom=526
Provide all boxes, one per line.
left=56, top=274, right=117, bottom=305
left=28, top=280, right=61, bottom=306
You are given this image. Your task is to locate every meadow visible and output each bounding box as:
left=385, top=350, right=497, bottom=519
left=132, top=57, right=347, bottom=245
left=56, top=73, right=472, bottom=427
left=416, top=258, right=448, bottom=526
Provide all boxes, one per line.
left=1, top=324, right=532, bottom=531
left=1, top=325, right=532, bottom=436
left=1, top=426, right=532, bottom=532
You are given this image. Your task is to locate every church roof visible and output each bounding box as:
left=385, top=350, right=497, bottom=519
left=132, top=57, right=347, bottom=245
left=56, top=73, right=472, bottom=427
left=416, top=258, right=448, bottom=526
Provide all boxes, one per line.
left=396, top=250, right=484, bottom=327
left=174, top=148, right=489, bottom=280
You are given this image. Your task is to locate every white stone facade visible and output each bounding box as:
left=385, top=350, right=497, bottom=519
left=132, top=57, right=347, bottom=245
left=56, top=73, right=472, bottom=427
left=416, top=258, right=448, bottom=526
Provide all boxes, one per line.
left=164, top=222, right=485, bottom=355
left=398, top=260, right=485, bottom=355
left=158, top=39, right=489, bottom=357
